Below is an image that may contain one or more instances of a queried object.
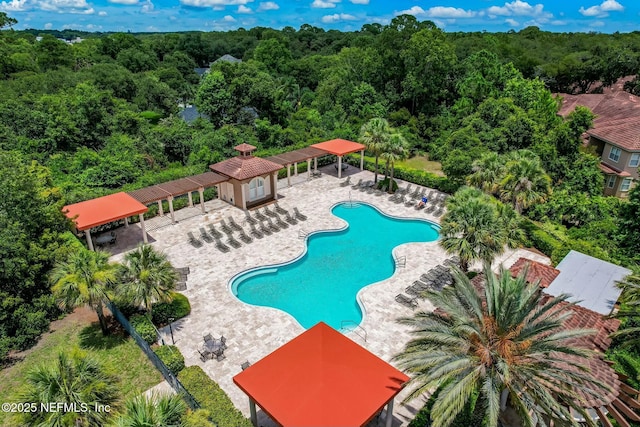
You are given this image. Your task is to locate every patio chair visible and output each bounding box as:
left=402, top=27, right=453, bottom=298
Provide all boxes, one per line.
left=339, top=176, right=352, bottom=187
left=214, top=237, right=230, bottom=253
left=212, top=347, right=226, bottom=361
left=238, top=230, right=253, bottom=244
left=219, top=335, right=227, bottom=350
left=403, top=184, right=413, bottom=195
left=375, top=185, right=387, bottom=196
left=388, top=192, right=399, bottom=202
left=274, top=213, right=289, bottom=229
left=266, top=217, right=280, bottom=232
left=427, top=190, right=434, bottom=199
left=197, top=347, right=210, bottom=362
left=227, top=235, right=241, bottom=249
left=415, top=201, right=426, bottom=210
left=293, top=207, right=307, bottom=221
left=395, top=195, right=406, bottom=205
left=203, top=334, right=213, bottom=343
left=228, top=216, right=243, bottom=232
left=244, top=211, right=258, bottom=225
left=249, top=222, right=264, bottom=239
left=187, top=232, right=203, bottom=248
left=259, top=221, right=273, bottom=236
left=254, top=209, right=268, bottom=221
left=175, top=281, right=187, bottom=291
left=351, top=178, right=363, bottom=190
left=241, top=361, right=251, bottom=371
left=264, top=206, right=277, bottom=217
left=405, top=198, right=416, bottom=207
left=366, top=184, right=376, bottom=194
left=410, top=187, right=421, bottom=198
left=358, top=180, right=371, bottom=191
left=219, top=219, right=233, bottom=234
left=395, top=293, right=418, bottom=309
left=274, top=202, right=288, bottom=215
left=425, top=204, right=436, bottom=214
left=434, top=207, right=444, bottom=217
left=199, top=227, right=213, bottom=243
left=207, top=224, right=223, bottom=239
left=175, top=267, right=190, bottom=275
left=109, top=231, right=117, bottom=245
left=283, top=211, right=298, bottom=225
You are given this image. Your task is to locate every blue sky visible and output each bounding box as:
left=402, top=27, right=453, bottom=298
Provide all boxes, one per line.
left=1, top=0, right=638, bottom=33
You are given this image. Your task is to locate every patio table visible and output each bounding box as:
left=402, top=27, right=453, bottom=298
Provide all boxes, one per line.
left=95, top=234, right=115, bottom=246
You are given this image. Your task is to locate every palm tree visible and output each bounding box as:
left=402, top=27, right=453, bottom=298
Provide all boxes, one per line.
left=51, top=249, right=116, bottom=335
left=112, top=392, right=186, bottom=427
left=380, top=132, right=409, bottom=193
left=467, top=152, right=505, bottom=195
left=20, top=350, right=117, bottom=427
left=499, top=150, right=552, bottom=214
left=439, top=187, right=504, bottom=271
left=612, top=270, right=640, bottom=346
left=117, top=245, right=177, bottom=317
left=359, top=117, right=391, bottom=183
left=395, top=265, right=606, bottom=427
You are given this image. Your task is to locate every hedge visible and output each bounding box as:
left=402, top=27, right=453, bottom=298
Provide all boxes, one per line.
left=409, top=389, right=483, bottom=427
left=152, top=293, right=191, bottom=327
left=178, top=366, right=252, bottom=427
left=344, top=155, right=458, bottom=194
left=154, top=345, right=185, bottom=375
left=130, top=314, right=157, bottom=345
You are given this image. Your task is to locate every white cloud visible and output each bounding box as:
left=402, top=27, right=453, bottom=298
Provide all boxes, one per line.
left=180, top=0, right=253, bottom=7
left=321, top=12, right=356, bottom=22
left=141, top=0, right=153, bottom=12
left=237, top=4, right=251, bottom=12
left=34, top=0, right=95, bottom=13
left=579, top=0, right=623, bottom=17
left=350, top=0, right=368, bottom=3
left=222, top=14, right=235, bottom=21
left=44, top=21, right=52, bottom=28
left=589, top=20, right=605, bottom=26
left=487, top=1, right=552, bottom=19
left=108, top=0, right=138, bottom=4
left=98, top=10, right=106, bottom=15
left=311, top=0, right=339, bottom=9
left=505, top=18, right=519, bottom=26
left=0, top=0, right=29, bottom=11
left=256, top=1, right=277, bottom=11
left=396, top=5, right=475, bottom=19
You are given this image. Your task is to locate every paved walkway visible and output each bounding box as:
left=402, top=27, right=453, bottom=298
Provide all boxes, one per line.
left=110, top=165, right=548, bottom=426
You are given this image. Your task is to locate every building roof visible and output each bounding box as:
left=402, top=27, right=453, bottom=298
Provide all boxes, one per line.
left=212, top=54, right=241, bottom=64
left=311, top=139, right=366, bottom=156
left=558, top=91, right=640, bottom=151
left=509, top=258, right=560, bottom=288
left=234, top=143, right=256, bottom=153
left=194, top=67, right=210, bottom=76
left=545, top=250, right=631, bottom=315
left=233, top=322, right=409, bottom=427
left=210, top=156, right=283, bottom=181
left=127, top=172, right=229, bottom=205
left=266, top=146, right=327, bottom=166
left=599, top=162, right=632, bottom=177
left=63, top=192, right=148, bottom=231
left=179, top=105, right=208, bottom=123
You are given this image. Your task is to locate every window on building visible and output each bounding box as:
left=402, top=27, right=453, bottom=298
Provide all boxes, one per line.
left=607, top=175, right=616, bottom=188
left=630, top=153, right=640, bottom=167
left=248, top=177, right=265, bottom=201
left=608, top=146, right=621, bottom=162
left=621, top=178, right=632, bottom=192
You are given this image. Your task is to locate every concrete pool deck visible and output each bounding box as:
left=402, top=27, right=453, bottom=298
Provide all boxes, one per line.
left=110, top=165, right=550, bottom=426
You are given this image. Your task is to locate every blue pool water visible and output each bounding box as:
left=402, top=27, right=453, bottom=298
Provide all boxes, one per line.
left=231, top=202, right=440, bottom=330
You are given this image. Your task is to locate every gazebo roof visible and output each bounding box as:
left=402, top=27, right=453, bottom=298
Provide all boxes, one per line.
left=210, top=156, right=283, bottom=181
left=63, top=192, right=148, bottom=231
left=312, top=139, right=366, bottom=156
left=233, top=322, right=409, bottom=427
left=265, top=146, right=327, bottom=166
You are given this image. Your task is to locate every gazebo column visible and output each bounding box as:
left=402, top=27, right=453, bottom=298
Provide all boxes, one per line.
left=294, top=162, right=298, bottom=176
left=287, top=164, right=291, bottom=187
left=314, top=157, right=318, bottom=173
left=124, top=217, right=129, bottom=227
left=249, top=399, right=257, bottom=427
left=157, top=200, right=164, bottom=216
left=385, top=399, right=394, bottom=427
left=139, top=214, right=148, bottom=244
left=84, top=230, right=94, bottom=251
left=199, top=187, right=205, bottom=213
left=338, top=156, right=343, bottom=178
left=307, top=159, right=311, bottom=180
left=168, top=197, right=176, bottom=223
left=360, top=149, right=364, bottom=171
left=187, top=192, right=193, bottom=207
left=273, top=173, right=279, bottom=200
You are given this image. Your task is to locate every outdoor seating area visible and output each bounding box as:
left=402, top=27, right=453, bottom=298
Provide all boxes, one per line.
left=95, top=231, right=117, bottom=247
left=198, top=333, right=228, bottom=362
left=185, top=205, right=309, bottom=252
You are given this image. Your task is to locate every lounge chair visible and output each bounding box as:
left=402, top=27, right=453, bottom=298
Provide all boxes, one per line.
left=434, top=207, right=444, bottom=217
left=199, top=228, right=213, bottom=243
left=212, top=347, right=226, bottom=361
left=425, top=204, right=436, bottom=214
left=203, top=333, right=213, bottom=343
left=207, top=224, right=223, bottom=239
left=395, top=294, right=418, bottom=309
left=366, top=184, right=376, bottom=194
left=175, top=267, right=190, bottom=275
left=238, top=230, right=253, bottom=243
left=219, top=335, right=227, bottom=350
left=427, top=190, right=434, bottom=199
left=274, top=202, right=287, bottom=215
left=228, top=216, right=243, bottom=232
left=358, top=180, right=371, bottom=191
left=395, top=195, right=406, bottom=205
left=254, top=209, right=268, bottom=221
left=375, top=185, right=387, bottom=196
left=264, top=206, right=277, bottom=217
left=244, top=211, right=258, bottom=225
left=259, top=221, right=273, bottom=236
left=175, top=281, right=187, bottom=291
left=219, top=219, right=233, bottom=234
left=405, top=198, right=416, bottom=207
left=283, top=211, right=298, bottom=225
left=214, top=237, right=230, bottom=253
left=187, top=232, right=203, bottom=248
left=249, top=222, right=264, bottom=238
left=241, top=361, right=251, bottom=371
left=293, top=207, right=307, bottom=221
left=339, top=176, right=352, bottom=187
left=274, top=213, right=289, bottom=229
left=266, top=217, right=280, bottom=232
left=227, top=235, right=241, bottom=249
left=410, top=187, right=421, bottom=198
left=351, top=179, right=363, bottom=190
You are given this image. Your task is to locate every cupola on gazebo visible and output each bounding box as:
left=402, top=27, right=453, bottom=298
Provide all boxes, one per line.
left=233, top=322, right=409, bottom=427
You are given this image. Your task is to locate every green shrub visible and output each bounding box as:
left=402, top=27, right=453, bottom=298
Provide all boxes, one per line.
left=409, top=388, right=483, bottom=427
left=183, top=409, right=216, bottom=427
left=154, top=345, right=185, bottom=375
left=377, top=177, right=398, bottom=192
left=130, top=314, right=157, bottom=345
left=178, top=366, right=252, bottom=427
left=140, top=110, right=163, bottom=124
left=152, top=293, right=191, bottom=326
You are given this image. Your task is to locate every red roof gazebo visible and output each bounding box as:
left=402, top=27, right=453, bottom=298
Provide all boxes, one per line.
left=312, top=139, right=366, bottom=178
left=233, top=322, right=409, bottom=427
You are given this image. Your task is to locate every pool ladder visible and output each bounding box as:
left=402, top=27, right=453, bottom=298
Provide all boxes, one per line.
left=298, top=229, right=309, bottom=239
left=394, top=255, right=406, bottom=268
left=340, top=320, right=367, bottom=342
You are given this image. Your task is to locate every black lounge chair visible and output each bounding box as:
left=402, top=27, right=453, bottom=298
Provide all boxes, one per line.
left=274, top=214, right=289, bottom=229
left=264, top=206, right=277, bottom=217
left=254, top=209, right=268, bottom=221
left=293, top=207, right=307, bottom=221
left=425, top=204, right=436, bottom=214
left=427, top=190, right=434, bottom=199
left=214, top=237, right=230, bottom=253
left=340, top=176, right=352, bottom=187
left=199, top=228, right=213, bottom=243
left=249, top=222, right=264, bottom=238
left=405, top=197, right=416, bottom=207
left=274, top=202, right=287, bottom=215
left=283, top=211, right=298, bottom=225
left=259, top=221, right=273, bottom=236
left=395, top=195, right=406, bottom=205
left=434, top=207, right=444, bottom=217
left=227, top=235, right=241, bottom=249
left=395, top=294, right=418, bottom=309
left=266, top=217, right=280, bottom=232
left=187, top=232, right=203, bottom=248
left=244, top=211, right=258, bottom=225
left=351, top=179, right=363, bottom=190
left=175, top=267, right=190, bottom=275
left=238, top=230, right=253, bottom=243
left=219, top=219, right=233, bottom=235
left=207, top=224, right=223, bottom=239
left=228, top=216, right=243, bottom=232
left=375, top=185, right=387, bottom=196
left=410, top=187, right=421, bottom=198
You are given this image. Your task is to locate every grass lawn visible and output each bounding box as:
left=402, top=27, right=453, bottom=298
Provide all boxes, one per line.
left=0, top=308, right=162, bottom=426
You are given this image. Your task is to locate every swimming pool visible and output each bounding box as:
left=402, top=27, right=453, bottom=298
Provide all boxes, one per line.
left=230, top=202, right=440, bottom=330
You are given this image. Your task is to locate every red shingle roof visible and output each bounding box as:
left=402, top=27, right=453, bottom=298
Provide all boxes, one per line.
left=599, top=163, right=632, bottom=177
left=210, top=156, right=283, bottom=181
left=509, top=257, right=560, bottom=288
left=234, top=143, right=256, bottom=153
